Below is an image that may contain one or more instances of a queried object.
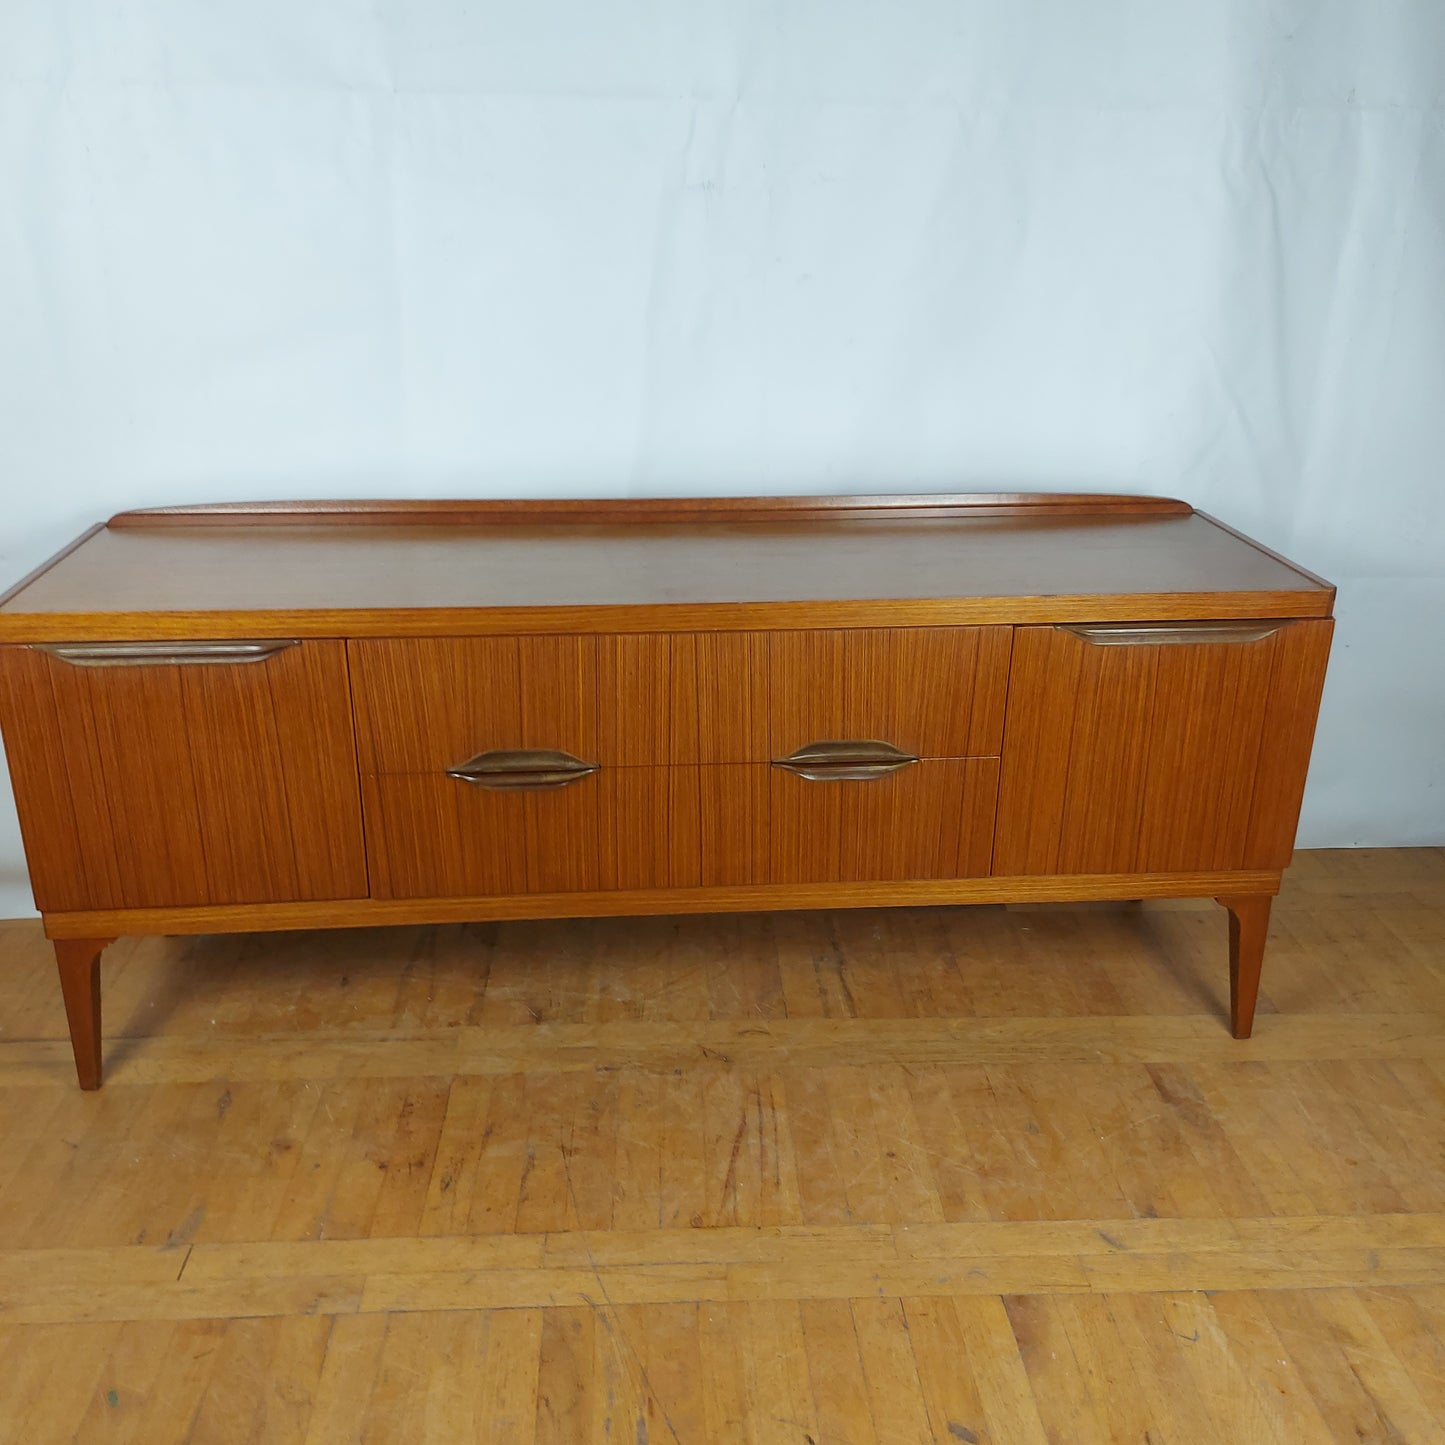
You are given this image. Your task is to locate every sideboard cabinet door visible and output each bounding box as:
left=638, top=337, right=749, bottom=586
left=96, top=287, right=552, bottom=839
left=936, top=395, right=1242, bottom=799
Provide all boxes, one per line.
left=993, top=619, right=1333, bottom=876
left=0, top=641, right=368, bottom=911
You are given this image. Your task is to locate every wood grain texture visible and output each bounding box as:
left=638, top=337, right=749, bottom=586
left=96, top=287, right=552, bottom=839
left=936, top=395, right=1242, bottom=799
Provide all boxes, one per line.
left=0, top=509, right=1333, bottom=643
left=363, top=765, right=721, bottom=898
left=693, top=631, right=769, bottom=764
left=598, top=764, right=704, bottom=891
left=354, top=632, right=769, bottom=771
left=4, top=1011, right=1441, bottom=1091
left=351, top=627, right=1007, bottom=900
left=1242, top=620, right=1336, bottom=868
left=353, top=627, right=1009, bottom=772
left=768, top=626, right=1011, bottom=759
left=697, top=766, right=771, bottom=886
left=8, top=1213, right=1444, bottom=1316
left=364, top=760, right=999, bottom=899
left=0, top=642, right=367, bottom=911
left=39, top=869, right=1283, bottom=939
left=769, top=759, right=999, bottom=884
left=351, top=635, right=599, bottom=774
left=993, top=620, right=1334, bottom=876
left=0, top=849, right=1443, bottom=1443
left=0, top=591, right=1337, bottom=642
left=363, top=770, right=608, bottom=899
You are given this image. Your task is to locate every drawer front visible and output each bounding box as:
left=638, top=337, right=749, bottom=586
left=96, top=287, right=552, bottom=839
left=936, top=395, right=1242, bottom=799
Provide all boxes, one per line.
left=350, top=633, right=753, bottom=772
left=364, top=756, right=999, bottom=898
left=994, top=619, right=1333, bottom=875
left=365, top=767, right=714, bottom=898
left=708, top=757, right=1000, bottom=886
left=350, top=626, right=1011, bottom=772
left=0, top=640, right=368, bottom=911
left=351, top=635, right=600, bottom=774
left=767, top=627, right=1011, bottom=760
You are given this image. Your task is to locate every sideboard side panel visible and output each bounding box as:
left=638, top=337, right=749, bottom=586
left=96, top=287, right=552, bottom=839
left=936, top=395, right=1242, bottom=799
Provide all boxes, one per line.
left=1242, top=618, right=1335, bottom=867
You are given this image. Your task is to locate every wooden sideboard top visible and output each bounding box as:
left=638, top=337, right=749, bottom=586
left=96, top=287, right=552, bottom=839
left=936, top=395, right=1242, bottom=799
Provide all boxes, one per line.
left=0, top=493, right=1334, bottom=640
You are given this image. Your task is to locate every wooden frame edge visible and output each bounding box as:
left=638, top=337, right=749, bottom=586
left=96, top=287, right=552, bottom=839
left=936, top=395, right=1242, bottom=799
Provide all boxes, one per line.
left=0, top=590, right=1335, bottom=643
left=106, top=492, right=1196, bottom=528
left=42, top=871, right=1283, bottom=939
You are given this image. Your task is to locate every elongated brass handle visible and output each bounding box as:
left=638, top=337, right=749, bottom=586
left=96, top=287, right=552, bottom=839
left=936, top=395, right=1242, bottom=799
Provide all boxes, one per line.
left=33, top=640, right=301, bottom=667
left=1059, top=622, right=1283, bottom=647
left=446, top=748, right=599, bottom=791
left=772, top=739, right=919, bottom=782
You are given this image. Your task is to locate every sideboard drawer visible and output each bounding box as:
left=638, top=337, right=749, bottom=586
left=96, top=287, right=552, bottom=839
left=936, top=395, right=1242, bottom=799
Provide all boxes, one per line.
left=767, top=626, right=1011, bottom=760
left=758, top=756, right=999, bottom=885
left=366, top=764, right=716, bottom=897
left=351, top=635, right=600, bottom=774
left=364, top=754, right=999, bottom=898
left=350, top=626, right=1011, bottom=774
left=0, top=640, right=367, bottom=910
left=350, top=633, right=753, bottom=771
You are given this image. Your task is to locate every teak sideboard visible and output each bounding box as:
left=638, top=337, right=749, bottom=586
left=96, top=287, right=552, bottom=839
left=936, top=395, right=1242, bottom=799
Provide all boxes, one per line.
left=0, top=493, right=1335, bottom=1088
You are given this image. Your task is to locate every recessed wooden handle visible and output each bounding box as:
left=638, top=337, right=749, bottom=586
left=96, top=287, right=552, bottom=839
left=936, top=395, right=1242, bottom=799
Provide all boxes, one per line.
left=446, top=748, right=599, bottom=791
left=1058, top=622, right=1283, bottom=647
left=771, top=740, right=919, bottom=782
left=33, top=640, right=301, bottom=667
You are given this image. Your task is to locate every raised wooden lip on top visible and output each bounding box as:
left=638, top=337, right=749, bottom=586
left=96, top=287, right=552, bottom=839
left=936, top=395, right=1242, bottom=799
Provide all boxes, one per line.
left=104, top=492, right=1198, bottom=527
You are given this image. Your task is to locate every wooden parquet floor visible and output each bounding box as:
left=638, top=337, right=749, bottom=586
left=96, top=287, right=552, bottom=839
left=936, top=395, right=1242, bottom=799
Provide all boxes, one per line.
left=1, top=847, right=1444, bottom=1442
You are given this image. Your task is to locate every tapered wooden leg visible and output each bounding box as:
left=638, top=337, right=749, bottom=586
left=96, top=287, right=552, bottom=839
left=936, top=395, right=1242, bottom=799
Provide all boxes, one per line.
left=54, top=937, right=113, bottom=1090
left=1215, top=895, right=1272, bottom=1039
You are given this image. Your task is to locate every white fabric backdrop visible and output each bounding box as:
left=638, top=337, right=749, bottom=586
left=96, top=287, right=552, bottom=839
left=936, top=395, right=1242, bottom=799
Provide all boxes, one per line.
left=1, top=2, right=1442, bottom=915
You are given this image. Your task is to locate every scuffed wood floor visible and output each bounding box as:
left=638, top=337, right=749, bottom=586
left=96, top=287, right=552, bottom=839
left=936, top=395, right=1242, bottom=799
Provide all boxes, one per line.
left=1, top=847, right=1444, bottom=1442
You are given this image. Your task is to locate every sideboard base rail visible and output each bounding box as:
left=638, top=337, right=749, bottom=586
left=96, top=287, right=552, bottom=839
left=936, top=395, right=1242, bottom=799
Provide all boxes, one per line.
left=42, top=871, right=1282, bottom=943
